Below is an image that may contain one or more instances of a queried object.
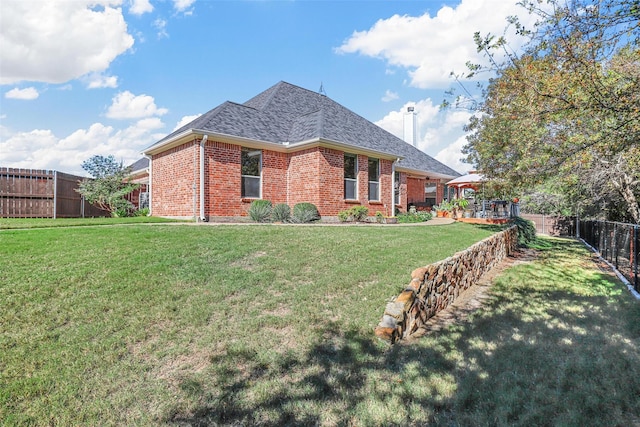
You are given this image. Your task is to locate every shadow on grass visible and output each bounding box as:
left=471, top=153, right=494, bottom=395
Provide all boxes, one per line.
left=168, top=238, right=640, bottom=426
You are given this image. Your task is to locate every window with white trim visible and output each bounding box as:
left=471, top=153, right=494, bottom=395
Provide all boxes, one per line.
left=368, top=158, right=380, bottom=201
left=344, top=153, right=357, bottom=199
left=241, top=148, right=261, bottom=198
left=394, top=171, right=400, bottom=205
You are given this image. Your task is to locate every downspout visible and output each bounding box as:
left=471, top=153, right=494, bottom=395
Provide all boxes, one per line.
left=199, top=135, right=208, bottom=221
left=143, top=154, right=152, bottom=216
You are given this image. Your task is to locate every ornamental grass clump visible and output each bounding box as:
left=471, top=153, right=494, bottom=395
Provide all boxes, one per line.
left=248, top=200, right=273, bottom=222
left=272, top=203, right=291, bottom=223
left=291, top=202, right=320, bottom=223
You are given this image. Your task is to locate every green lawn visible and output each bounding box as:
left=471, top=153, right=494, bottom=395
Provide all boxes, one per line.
left=0, top=216, right=182, bottom=229
left=1, top=223, right=639, bottom=426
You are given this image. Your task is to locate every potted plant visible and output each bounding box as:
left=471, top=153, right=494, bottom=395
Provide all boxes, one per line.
left=452, top=198, right=469, bottom=219
left=435, top=200, right=454, bottom=218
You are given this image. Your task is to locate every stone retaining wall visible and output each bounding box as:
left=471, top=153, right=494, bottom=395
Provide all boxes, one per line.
left=375, top=226, right=518, bottom=343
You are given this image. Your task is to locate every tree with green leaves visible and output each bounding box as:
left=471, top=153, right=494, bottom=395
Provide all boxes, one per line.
left=458, top=0, right=640, bottom=223
left=76, top=155, right=140, bottom=217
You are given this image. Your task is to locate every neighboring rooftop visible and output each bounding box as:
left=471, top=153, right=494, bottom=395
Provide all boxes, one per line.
left=128, top=157, right=149, bottom=173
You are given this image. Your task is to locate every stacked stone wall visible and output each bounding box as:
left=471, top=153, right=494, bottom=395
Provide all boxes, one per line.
left=375, top=225, right=518, bottom=343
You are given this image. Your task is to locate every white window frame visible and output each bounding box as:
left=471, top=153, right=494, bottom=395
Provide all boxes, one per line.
left=344, top=153, right=357, bottom=200
left=241, top=148, right=262, bottom=199
left=368, top=158, right=380, bottom=201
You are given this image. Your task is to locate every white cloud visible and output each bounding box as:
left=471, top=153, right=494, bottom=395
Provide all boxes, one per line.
left=173, top=114, right=202, bottom=131
left=435, top=135, right=473, bottom=174
left=0, top=1, right=134, bottom=85
left=106, top=91, right=168, bottom=119
left=154, top=18, right=169, bottom=39
left=173, top=0, right=196, bottom=13
left=337, top=0, right=537, bottom=88
left=0, top=119, right=166, bottom=175
left=129, top=0, right=153, bottom=15
left=87, top=74, right=119, bottom=89
left=375, top=98, right=473, bottom=173
left=381, top=90, right=399, bottom=102
left=5, top=87, right=39, bottom=100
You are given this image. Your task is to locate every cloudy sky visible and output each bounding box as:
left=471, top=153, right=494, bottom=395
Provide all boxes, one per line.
left=0, top=0, right=535, bottom=176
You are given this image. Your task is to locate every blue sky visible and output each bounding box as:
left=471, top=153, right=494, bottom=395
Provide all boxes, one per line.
left=0, top=0, right=536, bottom=176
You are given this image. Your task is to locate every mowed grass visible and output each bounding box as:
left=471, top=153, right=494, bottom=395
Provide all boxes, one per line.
left=1, top=224, right=639, bottom=426
left=0, top=216, right=182, bottom=229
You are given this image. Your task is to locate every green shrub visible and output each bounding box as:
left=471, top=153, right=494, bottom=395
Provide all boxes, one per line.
left=396, top=211, right=433, bottom=223
left=291, top=202, right=320, bottom=223
left=513, top=216, right=536, bottom=247
left=350, top=206, right=369, bottom=222
left=272, top=203, right=291, bottom=222
left=337, top=206, right=369, bottom=222
left=111, top=199, right=135, bottom=217
left=248, top=200, right=273, bottom=222
left=133, top=207, right=150, bottom=217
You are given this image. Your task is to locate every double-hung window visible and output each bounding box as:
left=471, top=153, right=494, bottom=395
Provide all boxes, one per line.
left=425, top=183, right=437, bottom=207
left=344, top=153, right=357, bottom=199
left=241, top=148, right=261, bottom=198
left=368, top=158, right=380, bottom=201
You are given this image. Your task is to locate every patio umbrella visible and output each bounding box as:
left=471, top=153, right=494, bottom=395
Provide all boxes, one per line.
left=446, top=172, right=486, bottom=190
left=446, top=172, right=487, bottom=216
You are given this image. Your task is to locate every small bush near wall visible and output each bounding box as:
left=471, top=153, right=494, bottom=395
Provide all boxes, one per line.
left=248, top=200, right=273, bottom=222
left=338, top=206, right=369, bottom=222
left=397, top=211, right=432, bottom=223
left=291, top=203, right=320, bottom=223
left=513, top=216, right=537, bottom=247
left=272, top=203, right=291, bottom=222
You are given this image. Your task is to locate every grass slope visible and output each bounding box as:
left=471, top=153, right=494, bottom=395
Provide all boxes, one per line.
left=1, top=225, right=639, bottom=426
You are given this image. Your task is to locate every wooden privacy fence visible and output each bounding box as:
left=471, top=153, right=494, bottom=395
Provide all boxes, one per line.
left=0, top=167, right=107, bottom=218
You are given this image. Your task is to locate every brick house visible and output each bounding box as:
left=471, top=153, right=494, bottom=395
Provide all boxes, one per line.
left=143, top=81, right=460, bottom=220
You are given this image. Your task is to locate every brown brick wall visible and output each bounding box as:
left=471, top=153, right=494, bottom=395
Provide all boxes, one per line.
left=204, top=141, right=241, bottom=216
left=407, top=177, right=425, bottom=205
left=152, top=141, right=198, bottom=217
left=152, top=142, right=397, bottom=218
left=396, top=172, right=407, bottom=213
left=288, top=147, right=321, bottom=208
left=262, top=150, right=288, bottom=206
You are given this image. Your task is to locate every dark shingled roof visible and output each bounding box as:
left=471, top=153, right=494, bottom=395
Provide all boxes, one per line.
left=151, top=81, right=459, bottom=178
left=128, top=157, right=148, bottom=172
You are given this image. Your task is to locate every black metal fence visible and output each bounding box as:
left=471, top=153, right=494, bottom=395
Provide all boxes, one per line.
left=579, top=220, right=639, bottom=292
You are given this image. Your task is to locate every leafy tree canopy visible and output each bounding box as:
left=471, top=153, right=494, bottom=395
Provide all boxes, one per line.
left=455, top=0, right=640, bottom=223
